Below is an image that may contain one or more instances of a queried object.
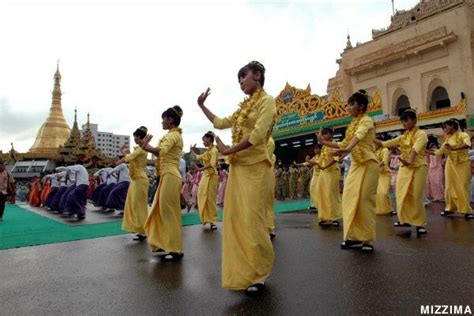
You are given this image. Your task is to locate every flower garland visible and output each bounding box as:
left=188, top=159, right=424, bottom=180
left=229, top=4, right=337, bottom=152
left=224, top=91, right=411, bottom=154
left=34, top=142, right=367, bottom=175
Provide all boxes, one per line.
left=231, top=89, right=266, bottom=145
left=399, top=127, right=419, bottom=160
left=343, top=114, right=364, bottom=162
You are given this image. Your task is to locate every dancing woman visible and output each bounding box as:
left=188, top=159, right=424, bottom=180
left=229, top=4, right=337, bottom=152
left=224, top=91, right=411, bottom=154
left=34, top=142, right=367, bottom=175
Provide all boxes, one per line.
left=374, top=134, right=394, bottom=215
left=117, top=126, right=150, bottom=240
left=315, top=128, right=341, bottom=226
left=427, top=119, right=474, bottom=219
left=375, top=109, right=428, bottom=234
left=191, top=131, right=219, bottom=230
left=317, top=90, right=378, bottom=251
left=139, top=106, right=184, bottom=261
left=197, top=61, right=275, bottom=295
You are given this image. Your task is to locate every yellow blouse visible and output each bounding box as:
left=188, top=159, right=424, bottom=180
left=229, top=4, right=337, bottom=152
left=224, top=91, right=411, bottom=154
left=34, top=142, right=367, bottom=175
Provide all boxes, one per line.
left=267, top=138, right=276, bottom=167
left=320, top=145, right=339, bottom=171
left=196, top=145, right=218, bottom=176
left=375, top=147, right=390, bottom=173
left=338, top=114, right=376, bottom=164
left=383, top=127, right=428, bottom=168
left=157, top=128, right=183, bottom=178
left=435, top=131, right=471, bottom=164
left=125, top=147, right=148, bottom=180
left=213, top=91, right=276, bottom=166
left=305, top=154, right=322, bottom=175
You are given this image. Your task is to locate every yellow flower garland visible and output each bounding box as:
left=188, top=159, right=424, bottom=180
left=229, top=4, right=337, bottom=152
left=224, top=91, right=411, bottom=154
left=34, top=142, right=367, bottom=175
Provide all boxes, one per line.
left=231, top=89, right=266, bottom=145
left=342, top=114, right=365, bottom=162
left=399, top=127, right=418, bottom=160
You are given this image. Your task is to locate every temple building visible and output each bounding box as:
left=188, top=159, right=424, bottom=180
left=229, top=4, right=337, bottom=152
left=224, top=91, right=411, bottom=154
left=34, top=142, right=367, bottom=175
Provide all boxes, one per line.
left=1, top=65, right=112, bottom=177
left=29, top=62, right=71, bottom=154
left=273, top=0, right=473, bottom=163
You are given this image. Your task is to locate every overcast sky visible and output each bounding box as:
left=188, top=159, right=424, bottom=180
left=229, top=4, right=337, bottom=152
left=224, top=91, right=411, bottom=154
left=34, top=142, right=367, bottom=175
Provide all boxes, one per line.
left=0, top=0, right=419, bottom=153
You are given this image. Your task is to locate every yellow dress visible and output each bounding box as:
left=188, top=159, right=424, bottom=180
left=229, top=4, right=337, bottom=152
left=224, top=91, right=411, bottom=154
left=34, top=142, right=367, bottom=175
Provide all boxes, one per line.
left=316, top=145, right=341, bottom=222
left=213, top=90, right=275, bottom=290
left=383, top=127, right=428, bottom=226
left=266, top=137, right=276, bottom=232
left=144, top=128, right=183, bottom=253
left=196, top=145, right=219, bottom=224
left=338, top=114, right=378, bottom=242
left=122, top=147, right=149, bottom=233
left=375, top=147, right=393, bottom=215
left=306, top=155, right=322, bottom=208
left=435, top=131, right=472, bottom=213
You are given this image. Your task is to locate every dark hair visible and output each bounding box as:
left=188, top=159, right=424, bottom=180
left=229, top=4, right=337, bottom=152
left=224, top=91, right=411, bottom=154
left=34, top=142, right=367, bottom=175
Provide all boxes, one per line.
left=314, top=144, right=322, bottom=149
left=443, top=119, right=459, bottom=131
left=203, top=131, right=215, bottom=143
left=348, top=89, right=369, bottom=111
left=162, top=105, right=183, bottom=126
left=133, top=126, right=148, bottom=139
left=321, top=127, right=334, bottom=136
left=400, top=109, right=417, bottom=121
left=238, top=61, right=266, bottom=86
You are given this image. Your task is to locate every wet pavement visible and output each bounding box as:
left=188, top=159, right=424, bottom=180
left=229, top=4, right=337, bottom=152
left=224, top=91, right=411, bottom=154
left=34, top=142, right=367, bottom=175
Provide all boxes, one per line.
left=1, top=202, right=473, bottom=315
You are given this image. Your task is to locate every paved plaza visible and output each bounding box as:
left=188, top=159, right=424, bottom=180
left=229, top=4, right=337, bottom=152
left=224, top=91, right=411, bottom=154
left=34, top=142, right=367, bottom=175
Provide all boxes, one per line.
left=1, top=202, right=473, bottom=315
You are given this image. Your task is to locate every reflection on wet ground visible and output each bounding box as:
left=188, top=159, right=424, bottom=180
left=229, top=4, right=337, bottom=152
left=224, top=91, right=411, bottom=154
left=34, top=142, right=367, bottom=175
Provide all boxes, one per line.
left=1, top=202, right=473, bottom=314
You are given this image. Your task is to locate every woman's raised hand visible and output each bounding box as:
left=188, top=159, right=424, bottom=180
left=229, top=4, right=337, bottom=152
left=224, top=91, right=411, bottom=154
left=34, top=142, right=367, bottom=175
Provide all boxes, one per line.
left=139, top=134, right=153, bottom=148
left=197, top=88, right=211, bottom=107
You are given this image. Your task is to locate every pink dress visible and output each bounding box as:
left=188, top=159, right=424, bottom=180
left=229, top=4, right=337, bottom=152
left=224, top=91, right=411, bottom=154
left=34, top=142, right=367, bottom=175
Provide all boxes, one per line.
left=426, top=155, right=445, bottom=201
left=390, top=154, right=400, bottom=194
left=190, top=171, right=201, bottom=205
left=217, top=170, right=228, bottom=205
left=181, top=172, right=193, bottom=203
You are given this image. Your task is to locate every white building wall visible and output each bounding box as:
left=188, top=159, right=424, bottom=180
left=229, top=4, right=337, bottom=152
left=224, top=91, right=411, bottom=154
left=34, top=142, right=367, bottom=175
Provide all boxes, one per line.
left=81, top=123, right=130, bottom=158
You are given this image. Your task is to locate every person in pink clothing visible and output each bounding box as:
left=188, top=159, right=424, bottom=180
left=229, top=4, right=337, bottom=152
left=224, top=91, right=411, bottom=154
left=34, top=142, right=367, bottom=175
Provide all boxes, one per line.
left=389, top=148, right=400, bottom=195
left=181, top=169, right=193, bottom=212
left=217, top=165, right=228, bottom=207
left=190, top=168, right=202, bottom=210
left=426, top=143, right=445, bottom=202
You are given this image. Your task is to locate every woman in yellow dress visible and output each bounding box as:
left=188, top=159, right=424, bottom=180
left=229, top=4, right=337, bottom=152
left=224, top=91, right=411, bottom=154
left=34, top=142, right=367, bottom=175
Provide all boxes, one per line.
left=374, top=134, right=394, bottom=216
left=317, top=90, right=378, bottom=252
left=267, top=137, right=276, bottom=240
left=375, top=109, right=428, bottom=235
left=315, top=128, right=341, bottom=226
left=299, top=144, right=322, bottom=211
left=117, top=126, right=150, bottom=241
left=191, top=131, right=219, bottom=230
left=427, top=119, right=474, bottom=219
left=197, top=61, right=275, bottom=295
left=138, top=106, right=184, bottom=262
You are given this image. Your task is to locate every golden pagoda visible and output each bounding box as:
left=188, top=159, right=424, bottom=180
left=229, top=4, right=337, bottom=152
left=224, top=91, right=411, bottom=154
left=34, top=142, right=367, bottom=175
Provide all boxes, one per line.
left=29, top=62, right=71, bottom=154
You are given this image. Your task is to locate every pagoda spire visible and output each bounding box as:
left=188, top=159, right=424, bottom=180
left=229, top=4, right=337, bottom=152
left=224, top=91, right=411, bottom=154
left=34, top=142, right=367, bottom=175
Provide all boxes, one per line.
left=29, top=62, right=71, bottom=155
left=52, top=60, right=62, bottom=110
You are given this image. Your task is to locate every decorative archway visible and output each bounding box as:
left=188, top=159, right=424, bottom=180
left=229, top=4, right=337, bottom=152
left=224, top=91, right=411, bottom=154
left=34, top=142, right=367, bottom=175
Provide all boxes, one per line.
left=426, top=78, right=450, bottom=111
left=430, top=86, right=451, bottom=110
left=391, top=88, right=411, bottom=116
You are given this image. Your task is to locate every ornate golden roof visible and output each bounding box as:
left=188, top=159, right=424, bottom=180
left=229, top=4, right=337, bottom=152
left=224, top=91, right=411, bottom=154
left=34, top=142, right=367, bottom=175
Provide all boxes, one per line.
left=372, top=0, right=465, bottom=39
left=29, top=62, right=71, bottom=154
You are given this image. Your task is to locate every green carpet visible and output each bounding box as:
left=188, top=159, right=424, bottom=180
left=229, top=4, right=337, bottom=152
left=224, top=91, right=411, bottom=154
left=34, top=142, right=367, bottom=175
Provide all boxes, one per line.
left=0, top=199, right=310, bottom=250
